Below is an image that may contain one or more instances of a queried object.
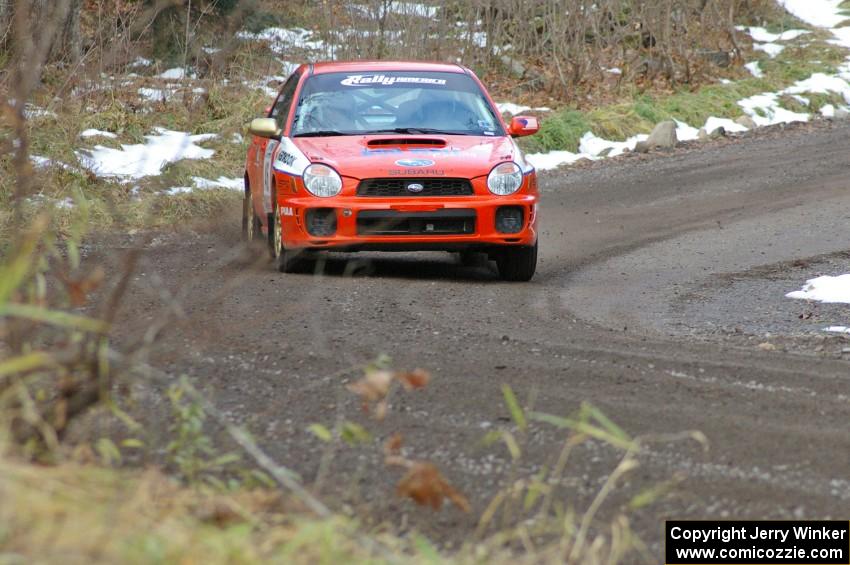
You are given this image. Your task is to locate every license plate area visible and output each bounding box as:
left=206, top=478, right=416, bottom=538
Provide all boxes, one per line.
left=356, top=209, right=476, bottom=236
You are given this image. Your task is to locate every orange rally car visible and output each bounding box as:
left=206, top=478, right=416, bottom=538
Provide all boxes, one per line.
left=242, top=61, right=540, bottom=281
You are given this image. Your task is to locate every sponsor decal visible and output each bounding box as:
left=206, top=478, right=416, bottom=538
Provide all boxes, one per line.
left=388, top=168, right=445, bottom=176
left=281, top=206, right=295, bottom=216
left=341, top=74, right=447, bottom=87
left=276, top=151, right=296, bottom=167
left=394, top=158, right=435, bottom=167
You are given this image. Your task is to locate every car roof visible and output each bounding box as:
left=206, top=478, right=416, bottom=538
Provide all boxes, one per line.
left=306, top=61, right=468, bottom=75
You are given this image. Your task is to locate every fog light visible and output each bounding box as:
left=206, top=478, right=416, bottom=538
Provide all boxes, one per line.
left=305, top=208, right=337, bottom=236
left=495, top=206, right=524, bottom=234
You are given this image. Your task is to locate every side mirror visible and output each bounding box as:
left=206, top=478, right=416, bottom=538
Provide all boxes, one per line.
left=508, top=115, right=539, bottom=137
left=249, top=117, right=281, bottom=139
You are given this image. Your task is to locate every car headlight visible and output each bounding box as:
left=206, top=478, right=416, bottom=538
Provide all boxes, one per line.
left=487, top=162, right=523, bottom=195
left=303, top=164, right=342, bottom=197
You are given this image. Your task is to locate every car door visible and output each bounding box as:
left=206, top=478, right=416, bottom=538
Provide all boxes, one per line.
left=253, top=71, right=301, bottom=231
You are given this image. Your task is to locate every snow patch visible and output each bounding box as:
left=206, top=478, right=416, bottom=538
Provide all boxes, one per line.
left=786, top=274, right=850, bottom=304
left=80, top=129, right=117, bottom=139
left=745, top=61, right=764, bottom=77
left=824, top=326, right=850, bottom=334
left=164, top=176, right=243, bottom=196
left=525, top=150, right=586, bottom=171
left=159, top=67, right=193, bottom=80
left=496, top=102, right=551, bottom=115
left=578, top=131, right=647, bottom=158
left=754, top=42, right=785, bottom=57
left=738, top=26, right=809, bottom=43
left=236, top=27, right=326, bottom=54
left=704, top=117, right=748, bottom=133
left=77, top=128, right=217, bottom=179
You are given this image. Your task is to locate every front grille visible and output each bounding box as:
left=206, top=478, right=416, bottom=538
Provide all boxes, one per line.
left=357, top=178, right=473, bottom=197
left=357, top=209, right=475, bottom=236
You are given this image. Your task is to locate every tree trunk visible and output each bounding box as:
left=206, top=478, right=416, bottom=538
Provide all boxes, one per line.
left=49, top=0, right=82, bottom=63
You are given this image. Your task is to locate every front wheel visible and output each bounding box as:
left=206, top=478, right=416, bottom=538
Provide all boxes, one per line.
left=278, top=247, right=313, bottom=273
left=267, top=211, right=282, bottom=259
left=496, top=242, right=537, bottom=282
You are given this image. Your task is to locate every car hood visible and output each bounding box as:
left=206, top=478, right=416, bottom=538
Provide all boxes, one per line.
left=291, top=135, right=522, bottom=180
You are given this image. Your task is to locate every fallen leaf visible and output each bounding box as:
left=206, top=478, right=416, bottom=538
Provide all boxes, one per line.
left=396, top=461, right=470, bottom=512
left=395, top=368, right=431, bottom=390
left=384, top=432, right=403, bottom=456
left=347, top=369, right=394, bottom=403
left=59, top=266, right=105, bottom=306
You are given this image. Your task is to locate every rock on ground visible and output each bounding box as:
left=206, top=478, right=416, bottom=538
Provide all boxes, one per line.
left=635, top=120, right=677, bottom=153
left=735, top=115, right=757, bottom=129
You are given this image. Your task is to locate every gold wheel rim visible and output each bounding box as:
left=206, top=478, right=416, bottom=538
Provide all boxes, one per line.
left=244, top=194, right=254, bottom=241
left=274, top=213, right=282, bottom=256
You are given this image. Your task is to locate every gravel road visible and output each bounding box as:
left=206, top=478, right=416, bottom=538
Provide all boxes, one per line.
left=92, top=119, right=850, bottom=550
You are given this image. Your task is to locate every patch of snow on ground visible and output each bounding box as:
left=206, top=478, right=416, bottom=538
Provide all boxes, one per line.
left=164, top=176, right=242, bottom=196
left=77, top=128, right=217, bottom=179
left=159, top=67, right=192, bottom=79
left=703, top=117, right=748, bottom=133
left=778, top=0, right=847, bottom=30
left=23, top=104, right=56, bottom=119
left=236, top=27, right=326, bottom=54
left=191, top=176, right=242, bottom=190
left=675, top=120, right=700, bottom=141
left=738, top=92, right=810, bottom=126
left=496, top=102, right=551, bottom=115
left=385, top=2, right=439, bottom=17
left=786, top=274, right=850, bottom=304
left=30, top=155, right=77, bottom=171
left=579, top=132, right=647, bottom=158
left=754, top=42, right=785, bottom=57
left=745, top=61, right=764, bottom=77
left=739, top=26, right=809, bottom=42
left=139, top=87, right=173, bottom=102
left=824, top=326, right=850, bottom=334
left=820, top=103, right=837, bottom=117
left=80, top=129, right=117, bottom=139
left=784, top=72, right=850, bottom=98
left=130, top=56, right=152, bottom=67
left=525, top=151, right=585, bottom=171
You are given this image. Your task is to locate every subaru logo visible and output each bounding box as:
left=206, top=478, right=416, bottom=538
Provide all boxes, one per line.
left=406, top=183, right=425, bottom=193
left=395, top=159, right=435, bottom=167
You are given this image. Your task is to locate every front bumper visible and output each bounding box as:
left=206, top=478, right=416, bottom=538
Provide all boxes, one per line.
left=278, top=192, right=538, bottom=251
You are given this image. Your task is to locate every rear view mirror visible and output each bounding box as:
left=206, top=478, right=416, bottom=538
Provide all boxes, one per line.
left=248, top=117, right=280, bottom=139
left=508, top=115, right=540, bottom=137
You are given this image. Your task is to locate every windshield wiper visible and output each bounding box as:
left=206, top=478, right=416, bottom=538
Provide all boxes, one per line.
left=366, top=127, right=474, bottom=136
left=293, top=130, right=351, bottom=138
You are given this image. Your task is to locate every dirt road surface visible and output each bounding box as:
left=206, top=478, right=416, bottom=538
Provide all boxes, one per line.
left=94, top=120, right=850, bottom=550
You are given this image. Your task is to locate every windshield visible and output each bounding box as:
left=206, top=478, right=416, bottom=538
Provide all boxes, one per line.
left=291, top=71, right=504, bottom=137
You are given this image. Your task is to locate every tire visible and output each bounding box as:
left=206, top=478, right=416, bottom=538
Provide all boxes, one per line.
left=267, top=211, right=282, bottom=259
left=496, top=241, right=537, bottom=281
left=458, top=250, right=485, bottom=267
left=241, top=184, right=258, bottom=242
left=278, top=247, right=312, bottom=273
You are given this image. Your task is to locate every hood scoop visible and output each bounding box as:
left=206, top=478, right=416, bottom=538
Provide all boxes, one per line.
left=367, top=138, right=447, bottom=148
